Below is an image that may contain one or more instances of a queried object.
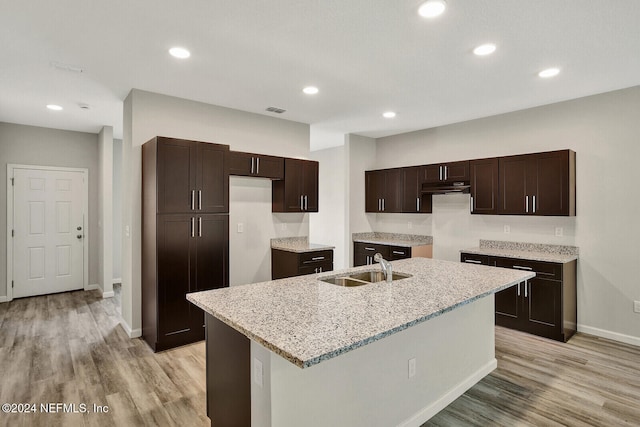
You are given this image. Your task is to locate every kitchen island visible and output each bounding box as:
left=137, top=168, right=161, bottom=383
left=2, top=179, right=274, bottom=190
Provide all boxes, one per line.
left=187, top=257, right=534, bottom=427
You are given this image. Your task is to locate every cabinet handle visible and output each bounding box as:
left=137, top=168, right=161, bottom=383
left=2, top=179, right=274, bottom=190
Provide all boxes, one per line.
left=465, top=259, right=482, bottom=264
left=300, top=195, right=304, bottom=211
left=392, top=251, right=405, bottom=255
left=364, top=247, right=375, bottom=251
left=470, top=196, right=473, bottom=213
left=305, top=195, right=308, bottom=211
left=439, top=166, right=443, bottom=181
left=525, top=281, right=528, bottom=298
left=198, top=217, right=202, bottom=237
left=314, top=267, right=318, bottom=273
left=416, top=197, right=420, bottom=212
left=378, top=199, right=381, bottom=211
left=444, top=165, right=448, bottom=180
left=191, top=217, right=195, bottom=237
left=513, top=265, right=533, bottom=271
left=382, top=198, right=385, bottom=211
left=256, top=157, right=260, bottom=174
left=525, top=195, right=529, bottom=213
left=311, top=256, right=325, bottom=261
left=319, top=266, right=322, bottom=273
left=191, top=190, right=196, bottom=210
left=517, top=282, right=521, bottom=296
left=198, top=190, right=202, bottom=210
left=251, top=157, right=255, bottom=174
left=532, top=195, right=536, bottom=213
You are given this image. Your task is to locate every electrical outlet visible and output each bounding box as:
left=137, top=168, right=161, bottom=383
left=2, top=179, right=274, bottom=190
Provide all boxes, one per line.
left=237, top=223, right=244, bottom=233
left=408, top=358, right=416, bottom=378
left=281, top=223, right=287, bottom=231
left=555, top=227, right=563, bottom=237
left=408, top=222, right=413, bottom=230
left=504, top=225, right=510, bottom=234
left=125, top=225, right=130, bottom=238
left=253, top=358, right=263, bottom=388
left=634, top=301, right=640, bottom=313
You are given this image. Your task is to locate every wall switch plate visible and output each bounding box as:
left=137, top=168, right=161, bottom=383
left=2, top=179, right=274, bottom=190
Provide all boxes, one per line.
left=237, top=223, right=244, bottom=233
left=504, top=225, right=510, bottom=234
left=253, top=358, right=263, bottom=388
left=634, top=301, right=640, bottom=313
left=125, top=225, right=130, bottom=238
left=555, top=227, right=563, bottom=237
left=408, top=358, right=416, bottom=378
left=408, top=222, right=413, bottom=230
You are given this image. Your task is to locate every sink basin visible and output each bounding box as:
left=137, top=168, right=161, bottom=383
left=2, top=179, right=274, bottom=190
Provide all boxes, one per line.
left=320, top=271, right=412, bottom=287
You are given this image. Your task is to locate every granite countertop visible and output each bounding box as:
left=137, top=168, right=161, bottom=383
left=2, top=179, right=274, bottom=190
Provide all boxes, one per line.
left=462, top=239, right=579, bottom=263
left=271, top=237, right=335, bottom=253
left=187, top=257, right=533, bottom=369
left=352, top=232, right=433, bottom=247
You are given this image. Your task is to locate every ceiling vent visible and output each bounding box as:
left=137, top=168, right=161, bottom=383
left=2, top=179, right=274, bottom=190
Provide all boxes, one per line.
left=265, top=106, right=286, bottom=114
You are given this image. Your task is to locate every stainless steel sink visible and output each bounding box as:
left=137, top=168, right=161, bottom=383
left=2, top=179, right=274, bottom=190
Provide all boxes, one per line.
left=320, top=271, right=412, bottom=287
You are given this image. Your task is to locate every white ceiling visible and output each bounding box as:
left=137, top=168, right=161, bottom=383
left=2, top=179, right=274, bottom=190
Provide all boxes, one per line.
left=1, top=1, right=639, bottom=143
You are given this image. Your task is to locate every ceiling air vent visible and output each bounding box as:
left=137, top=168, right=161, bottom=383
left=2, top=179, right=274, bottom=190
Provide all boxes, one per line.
left=266, top=106, right=286, bottom=114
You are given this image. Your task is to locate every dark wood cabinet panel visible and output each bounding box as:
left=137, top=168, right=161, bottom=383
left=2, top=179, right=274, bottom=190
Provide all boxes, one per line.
left=533, top=150, right=571, bottom=216
left=156, top=138, right=196, bottom=214
left=402, top=166, right=432, bottom=213
left=196, top=142, right=229, bottom=213
left=272, top=158, right=319, bottom=212
left=424, top=161, right=469, bottom=183
left=460, top=253, right=491, bottom=266
left=525, top=278, right=561, bottom=337
left=195, top=215, right=229, bottom=292
left=470, top=158, right=499, bottom=215
left=271, top=248, right=333, bottom=279
left=499, top=154, right=530, bottom=214
left=365, top=169, right=403, bottom=213
left=229, top=151, right=284, bottom=179
left=365, top=171, right=384, bottom=212
left=389, top=246, right=411, bottom=260
left=494, top=284, right=522, bottom=329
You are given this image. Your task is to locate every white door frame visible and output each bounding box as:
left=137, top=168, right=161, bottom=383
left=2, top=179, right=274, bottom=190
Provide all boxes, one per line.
left=6, top=164, right=89, bottom=302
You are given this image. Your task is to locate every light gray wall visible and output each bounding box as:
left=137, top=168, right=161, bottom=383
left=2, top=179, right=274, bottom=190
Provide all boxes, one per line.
left=373, top=86, right=640, bottom=344
left=112, top=139, right=122, bottom=281
left=0, top=122, right=100, bottom=297
left=121, top=89, right=310, bottom=335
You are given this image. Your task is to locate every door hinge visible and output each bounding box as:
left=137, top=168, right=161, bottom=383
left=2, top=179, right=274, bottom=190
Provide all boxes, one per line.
left=12, top=280, right=14, bottom=288
left=11, top=177, right=14, bottom=186
left=12, top=229, right=14, bottom=237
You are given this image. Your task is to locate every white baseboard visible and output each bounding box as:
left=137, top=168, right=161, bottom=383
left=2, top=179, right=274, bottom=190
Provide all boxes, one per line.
left=0, top=295, right=8, bottom=303
left=578, top=324, right=640, bottom=347
left=119, top=317, right=142, bottom=338
left=112, top=278, right=122, bottom=285
left=85, top=283, right=100, bottom=291
left=102, top=291, right=115, bottom=298
left=399, top=358, right=498, bottom=427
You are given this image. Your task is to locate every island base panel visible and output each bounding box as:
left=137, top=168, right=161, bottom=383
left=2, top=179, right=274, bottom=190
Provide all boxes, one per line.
left=206, top=314, right=250, bottom=426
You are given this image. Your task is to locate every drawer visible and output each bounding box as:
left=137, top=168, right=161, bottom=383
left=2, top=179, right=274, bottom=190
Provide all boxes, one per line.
left=460, top=253, right=490, bottom=266
left=389, top=246, right=411, bottom=260
left=494, top=257, right=562, bottom=281
left=299, top=262, right=333, bottom=276
left=300, top=250, right=333, bottom=265
left=354, top=242, right=390, bottom=258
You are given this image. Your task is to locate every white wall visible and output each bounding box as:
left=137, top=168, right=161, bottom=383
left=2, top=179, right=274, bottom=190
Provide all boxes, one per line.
left=112, top=139, right=122, bottom=282
left=122, top=89, right=310, bottom=335
left=372, top=86, right=640, bottom=344
left=97, top=126, right=114, bottom=298
left=0, top=122, right=100, bottom=298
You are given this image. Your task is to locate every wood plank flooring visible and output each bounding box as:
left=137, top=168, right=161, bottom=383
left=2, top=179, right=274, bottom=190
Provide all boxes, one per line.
left=0, top=288, right=638, bottom=426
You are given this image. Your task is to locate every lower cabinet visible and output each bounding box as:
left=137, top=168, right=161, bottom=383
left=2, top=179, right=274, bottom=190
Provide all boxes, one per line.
left=272, top=249, right=333, bottom=279
left=460, top=252, right=576, bottom=342
left=354, top=242, right=431, bottom=266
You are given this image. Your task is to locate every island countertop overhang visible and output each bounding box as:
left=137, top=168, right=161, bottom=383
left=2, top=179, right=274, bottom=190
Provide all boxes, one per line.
left=187, top=257, right=534, bottom=368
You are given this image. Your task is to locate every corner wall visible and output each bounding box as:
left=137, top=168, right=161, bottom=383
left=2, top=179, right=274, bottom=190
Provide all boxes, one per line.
left=372, top=86, right=640, bottom=344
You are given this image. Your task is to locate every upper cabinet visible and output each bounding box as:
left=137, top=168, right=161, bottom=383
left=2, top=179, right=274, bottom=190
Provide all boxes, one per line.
left=272, top=158, right=319, bottom=212
left=229, top=151, right=284, bottom=180
left=153, top=137, right=229, bottom=214
left=498, top=150, right=575, bottom=216
left=365, top=169, right=403, bottom=213
left=402, top=166, right=432, bottom=213
left=470, top=158, right=499, bottom=215
left=424, top=161, right=469, bottom=183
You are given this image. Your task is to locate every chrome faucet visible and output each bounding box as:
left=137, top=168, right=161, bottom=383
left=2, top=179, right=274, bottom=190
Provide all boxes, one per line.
left=374, top=253, right=393, bottom=283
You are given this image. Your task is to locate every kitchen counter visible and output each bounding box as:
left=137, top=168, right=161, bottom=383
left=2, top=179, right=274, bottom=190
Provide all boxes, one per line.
left=270, top=236, right=335, bottom=253
left=187, top=257, right=532, bottom=368
left=462, top=239, right=579, bottom=263
left=352, top=231, right=433, bottom=247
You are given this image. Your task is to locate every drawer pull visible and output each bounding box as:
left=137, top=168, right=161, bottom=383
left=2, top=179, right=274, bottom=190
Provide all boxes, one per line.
left=392, top=251, right=405, bottom=255
left=465, top=259, right=482, bottom=264
left=311, top=256, right=325, bottom=261
left=513, top=265, right=533, bottom=271
left=364, top=247, right=375, bottom=251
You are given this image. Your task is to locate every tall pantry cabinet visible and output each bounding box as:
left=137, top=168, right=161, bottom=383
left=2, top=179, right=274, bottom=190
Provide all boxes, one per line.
left=142, top=137, right=230, bottom=352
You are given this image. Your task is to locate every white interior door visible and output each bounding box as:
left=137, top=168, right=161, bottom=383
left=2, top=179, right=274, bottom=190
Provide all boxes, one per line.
left=12, top=167, right=86, bottom=298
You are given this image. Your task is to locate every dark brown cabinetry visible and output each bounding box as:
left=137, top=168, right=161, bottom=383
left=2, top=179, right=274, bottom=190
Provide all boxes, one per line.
left=271, top=249, right=333, bottom=279
left=155, top=137, right=229, bottom=214
left=229, top=151, right=284, bottom=179
left=365, top=169, right=403, bottom=213
left=424, top=161, right=469, bottom=183
left=469, top=158, right=499, bottom=215
left=460, top=252, right=576, bottom=342
left=143, top=137, right=230, bottom=352
left=499, top=150, right=575, bottom=216
left=354, top=242, right=390, bottom=266
left=272, top=158, right=319, bottom=212
left=402, top=166, right=432, bottom=213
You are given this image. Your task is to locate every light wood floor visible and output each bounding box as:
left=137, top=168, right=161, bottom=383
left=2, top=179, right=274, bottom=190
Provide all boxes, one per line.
left=0, top=289, right=638, bottom=427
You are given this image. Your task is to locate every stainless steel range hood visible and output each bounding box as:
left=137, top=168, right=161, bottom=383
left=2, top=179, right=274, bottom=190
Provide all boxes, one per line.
left=421, top=182, right=471, bottom=195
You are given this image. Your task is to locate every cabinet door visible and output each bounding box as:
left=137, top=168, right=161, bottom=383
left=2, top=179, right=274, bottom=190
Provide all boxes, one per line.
left=460, top=253, right=490, bottom=265
left=353, top=252, right=370, bottom=267
left=365, top=171, right=384, bottom=212
left=470, top=158, right=499, bottom=215
left=423, top=164, right=443, bottom=183
left=383, top=169, right=403, bottom=213
left=195, top=215, right=229, bottom=291
left=196, top=142, right=229, bottom=213
left=443, top=161, right=469, bottom=182
left=303, top=160, right=319, bottom=212
left=523, top=278, right=562, bottom=340
left=498, top=154, right=530, bottom=214
left=402, top=167, right=432, bottom=213
left=495, top=283, right=523, bottom=329
left=389, top=246, right=411, bottom=260
left=157, top=215, right=197, bottom=340
left=157, top=138, right=196, bottom=214
left=228, top=151, right=254, bottom=177
left=283, top=158, right=305, bottom=211
left=532, top=151, right=570, bottom=216
left=229, top=152, right=284, bottom=179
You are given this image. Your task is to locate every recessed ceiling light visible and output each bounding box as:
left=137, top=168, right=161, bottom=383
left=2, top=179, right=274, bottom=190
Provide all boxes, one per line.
left=383, top=111, right=396, bottom=119
left=538, top=68, right=560, bottom=78
left=303, top=86, right=319, bottom=95
left=473, top=43, right=497, bottom=56
left=169, top=47, right=191, bottom=59
left=46, top=104, right=63, bottom=111
left=418, top=0, right=446, bottom=18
